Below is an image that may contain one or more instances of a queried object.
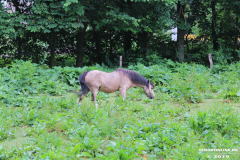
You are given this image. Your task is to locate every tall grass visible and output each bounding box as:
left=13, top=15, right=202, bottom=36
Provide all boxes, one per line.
left=0, top=60, right=239, bottom=159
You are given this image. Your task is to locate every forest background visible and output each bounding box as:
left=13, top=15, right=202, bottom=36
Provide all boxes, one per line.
left=1, top=0, right=240, bottom=68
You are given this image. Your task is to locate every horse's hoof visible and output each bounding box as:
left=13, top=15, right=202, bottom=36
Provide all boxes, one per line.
left=95, top=104, right=98, bottom=109
left=78, top=102, right=81, bottom=105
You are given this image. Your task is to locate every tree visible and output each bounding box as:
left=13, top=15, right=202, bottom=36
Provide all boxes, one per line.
left=63, top=0, right=89, bottom=67
left=0, top=0, right=34, bottom=59
left=177, top=0, right=186, bottom=62
left=191, top=0, right=240, bottom=64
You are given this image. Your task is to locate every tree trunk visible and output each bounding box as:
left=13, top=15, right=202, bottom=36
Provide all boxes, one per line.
left=145, top=32, right=153, bottom=55
left=211, top=0, right=218, bottom=51
left=177, top=0, right=185, bottom=62
left=109, top=30, right=113, bottom=60
left=186, top=33, right=189, bottom=55
left=50, top=32, right=57, bottom=68
left=139, top=31, right=153, bottom=55
left=93, top=24, right=101, bottom=64
left=17, top=37, right=22, bottom=59
left=233, top=17, right=239, bottom=61
left=124, top=30, right=132, bottom=53
left=76, top=23, right=87, bottom=67
left=34, top=49, right=39, bottom=64
left=36, top=53, right=39, bottom=64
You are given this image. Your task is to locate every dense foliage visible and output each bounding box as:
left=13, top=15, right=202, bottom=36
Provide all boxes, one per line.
left=2, top=60, right=240, bottom=106
left=0, top=0, right=240, bottom=67
left=0, top=61, right=239, bottom=159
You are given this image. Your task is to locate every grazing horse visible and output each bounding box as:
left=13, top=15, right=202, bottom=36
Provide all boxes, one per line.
left=78, top=68, right=155, bottom=108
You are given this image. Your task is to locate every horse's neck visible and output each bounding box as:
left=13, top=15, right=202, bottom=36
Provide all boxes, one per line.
left=132, top=83, right=145, bottom=88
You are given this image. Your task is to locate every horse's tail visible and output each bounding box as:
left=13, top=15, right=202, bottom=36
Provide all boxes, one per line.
left=79, top=71, right=89, bottom=95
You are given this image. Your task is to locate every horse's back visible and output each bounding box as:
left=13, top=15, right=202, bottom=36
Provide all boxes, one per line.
left=85, top=70, right=104, bottom=86
left=85, top=70, right=131, bottom=93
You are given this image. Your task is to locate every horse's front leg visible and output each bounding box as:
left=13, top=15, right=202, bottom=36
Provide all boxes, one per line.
left=91, top=93, right=94, bottom=101
left=119, top=88, right=126, bottom=100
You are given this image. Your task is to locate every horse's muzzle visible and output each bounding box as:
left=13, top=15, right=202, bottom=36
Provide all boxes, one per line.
left=149, top=96, right=154, bottom=99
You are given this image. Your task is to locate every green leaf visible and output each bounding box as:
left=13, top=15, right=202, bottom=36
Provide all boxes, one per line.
left=72, top=22, right=84, bottom=28
left=71, top=143, right=82, bottom=154
left=236, top=90, right=240, bottom=96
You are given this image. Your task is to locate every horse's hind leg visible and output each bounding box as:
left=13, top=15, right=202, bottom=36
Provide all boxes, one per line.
left=78, top=94, right=83, bottom=104
left=90, top=89, right=99, bottom=109
left=78, top=91, right=89, bottom=105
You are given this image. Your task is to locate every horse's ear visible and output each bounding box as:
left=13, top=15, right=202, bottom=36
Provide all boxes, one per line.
left=148, top=80, right=150, bottom=84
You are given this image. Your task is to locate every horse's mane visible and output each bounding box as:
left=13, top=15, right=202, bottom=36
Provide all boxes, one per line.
left=114, top=68, right=154, bottom=88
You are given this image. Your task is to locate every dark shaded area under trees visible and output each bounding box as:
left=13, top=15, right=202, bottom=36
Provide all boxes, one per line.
left=0, top=0, right=240, bottom=68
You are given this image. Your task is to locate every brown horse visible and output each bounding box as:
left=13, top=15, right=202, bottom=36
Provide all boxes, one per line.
left=78, top=68, right=155, bottom=108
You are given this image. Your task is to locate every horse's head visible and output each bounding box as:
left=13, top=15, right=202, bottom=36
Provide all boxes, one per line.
left=143, top=80, right=155, bottom=99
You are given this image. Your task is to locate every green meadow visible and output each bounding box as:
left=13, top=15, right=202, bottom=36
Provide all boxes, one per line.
left=0, top=60, right=240, bottom=159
